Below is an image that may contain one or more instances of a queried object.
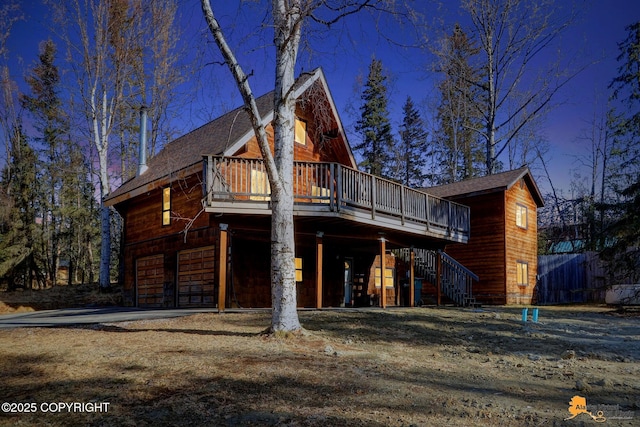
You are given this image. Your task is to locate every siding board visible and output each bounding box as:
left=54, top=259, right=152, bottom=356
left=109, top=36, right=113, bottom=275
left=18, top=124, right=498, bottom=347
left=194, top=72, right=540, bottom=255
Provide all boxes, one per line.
left=445, top=191, right=507, bottom=304
left=504, top=181, right=538, bottom=304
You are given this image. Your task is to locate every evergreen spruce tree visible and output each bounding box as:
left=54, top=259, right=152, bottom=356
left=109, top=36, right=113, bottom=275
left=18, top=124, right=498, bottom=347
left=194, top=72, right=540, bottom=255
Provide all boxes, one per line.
left=0, top=124, right=42, bottom=289
left=394, top=96, right=428, bottom=187
left=354, top=59, right=395, bottom=178
left=20, top=39, right=100, bottom=286
left=58, top=138, right=100, bottom=284
left=434, top=24, right=484, bottom=184
left=602, top=21, right=640, bottom=283
left=21, top=39, right=67, bottom=285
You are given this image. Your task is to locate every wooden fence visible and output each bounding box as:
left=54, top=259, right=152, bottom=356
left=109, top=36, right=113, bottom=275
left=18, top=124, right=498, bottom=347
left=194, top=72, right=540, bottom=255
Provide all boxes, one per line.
left=535, top=252, right=606, bottom=304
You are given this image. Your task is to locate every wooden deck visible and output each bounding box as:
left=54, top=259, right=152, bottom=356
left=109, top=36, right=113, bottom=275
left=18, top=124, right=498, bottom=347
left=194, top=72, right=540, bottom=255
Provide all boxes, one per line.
left=203, top=156, right=470, bottom=243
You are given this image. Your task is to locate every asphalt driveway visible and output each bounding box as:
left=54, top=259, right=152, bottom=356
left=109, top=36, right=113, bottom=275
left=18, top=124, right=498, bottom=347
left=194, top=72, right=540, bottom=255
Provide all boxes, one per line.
left=0, top=307, right=221, bottom=329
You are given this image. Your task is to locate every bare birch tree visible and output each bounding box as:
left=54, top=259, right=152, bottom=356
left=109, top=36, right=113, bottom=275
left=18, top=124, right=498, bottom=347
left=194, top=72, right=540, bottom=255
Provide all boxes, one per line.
left=49, top=0, right=183, bottom=288
left=201, top=0, right=403, bottom=333
left=113, top=0, right=184, bottom=180
left=461, top=0, right=581, bottom=174
left=48, top=0, right=130, bottom=289
left=146, top=0, right=183, bottom=158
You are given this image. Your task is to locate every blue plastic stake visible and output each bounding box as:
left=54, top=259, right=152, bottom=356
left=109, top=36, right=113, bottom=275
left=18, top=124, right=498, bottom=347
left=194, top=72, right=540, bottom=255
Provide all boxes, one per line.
left=522, top=307, right=528, bottom=322
left=532, top=308, right=539, bottom=323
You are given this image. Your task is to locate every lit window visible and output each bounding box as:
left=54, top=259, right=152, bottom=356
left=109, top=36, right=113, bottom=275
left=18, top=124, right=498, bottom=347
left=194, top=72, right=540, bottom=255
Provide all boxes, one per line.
left=295, top=118, right=307, bottom=145
left=162, top=187, right=171, bottom=226
left=311, top=185, right=330, bottom=203
left=374, top=267, right=394, bottom=288
left=516, top=203, right=528, bottom=229
left=250, top=169, right=270, bottom=201
left=516, top=261, right=528, bottom=286
left=295, top=257, right=302, bottom=282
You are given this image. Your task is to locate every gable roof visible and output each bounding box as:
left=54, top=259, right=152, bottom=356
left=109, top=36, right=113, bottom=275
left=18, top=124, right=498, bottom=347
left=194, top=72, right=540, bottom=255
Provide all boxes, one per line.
left=422, top=166, right=544, bottom=207
left=105, top=68, right=354, bottom=206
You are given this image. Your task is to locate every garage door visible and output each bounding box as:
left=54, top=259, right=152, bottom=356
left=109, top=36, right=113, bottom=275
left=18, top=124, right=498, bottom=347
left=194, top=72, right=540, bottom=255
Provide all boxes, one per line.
left=177, top=246, right=216, bottom=307
left=136, top=254, right=165, bottom=307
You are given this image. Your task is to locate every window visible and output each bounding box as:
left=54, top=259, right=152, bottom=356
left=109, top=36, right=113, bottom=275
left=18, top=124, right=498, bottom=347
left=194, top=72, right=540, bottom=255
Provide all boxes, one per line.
left=374, top=267, right=395, bottom=288
left=250, top=169, right=270, bottom=201
left=515, top=203, right=528, bottom=229
left=516, top=261, right=528, bottom=286
left=295, top=118, right=307, bottom=145
left=311, top=185, right=330, bottom=203
left=295, top=257, right=303, bottom=282
left=162, top=187, right=171, bottom=225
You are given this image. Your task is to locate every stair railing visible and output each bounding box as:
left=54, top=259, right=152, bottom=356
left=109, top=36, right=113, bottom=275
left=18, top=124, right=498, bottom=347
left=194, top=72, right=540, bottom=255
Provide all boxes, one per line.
left=395, top=248, right=478, bottom=307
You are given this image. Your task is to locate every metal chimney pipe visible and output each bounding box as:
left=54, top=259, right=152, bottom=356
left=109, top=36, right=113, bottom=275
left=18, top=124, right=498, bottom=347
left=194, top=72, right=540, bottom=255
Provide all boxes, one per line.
left=137, top=106, right=148, bottom=176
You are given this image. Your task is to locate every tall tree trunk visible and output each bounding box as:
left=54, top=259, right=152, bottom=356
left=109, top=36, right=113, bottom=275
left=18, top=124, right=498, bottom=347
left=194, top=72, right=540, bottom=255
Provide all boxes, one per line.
left=95, top=87, right=111, bottom=289
left=485, top=31, right=496, bottom=175
left=201, top=0, right=302, bottom=332
left=270, top=2, right=301, bottom=330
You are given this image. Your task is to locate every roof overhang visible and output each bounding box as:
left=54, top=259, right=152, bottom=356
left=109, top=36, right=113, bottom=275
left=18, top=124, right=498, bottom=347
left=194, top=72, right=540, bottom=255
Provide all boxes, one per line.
left=104, top=163, right=201, bottom=208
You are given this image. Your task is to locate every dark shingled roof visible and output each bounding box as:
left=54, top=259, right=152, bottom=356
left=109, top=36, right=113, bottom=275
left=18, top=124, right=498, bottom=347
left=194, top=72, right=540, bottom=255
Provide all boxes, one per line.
left=105, top=91, right=274, bottom=204
left=104, top=69, right=351, bottom=206
left=422, top=166, right=544, bottom=207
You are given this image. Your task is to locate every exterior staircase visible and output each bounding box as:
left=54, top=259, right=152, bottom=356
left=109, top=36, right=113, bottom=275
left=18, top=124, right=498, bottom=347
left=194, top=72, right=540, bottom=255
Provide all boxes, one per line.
left=396, top=248, right=479, bottom=307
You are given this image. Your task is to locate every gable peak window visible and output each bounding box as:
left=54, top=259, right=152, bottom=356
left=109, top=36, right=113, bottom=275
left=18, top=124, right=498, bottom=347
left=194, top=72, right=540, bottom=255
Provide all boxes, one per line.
left=295, top=118, right=307, bottom=145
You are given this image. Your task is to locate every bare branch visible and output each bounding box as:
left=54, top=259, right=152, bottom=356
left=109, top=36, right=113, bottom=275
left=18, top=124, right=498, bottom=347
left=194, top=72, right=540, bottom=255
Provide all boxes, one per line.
left=200, top=0, right=280, bottom=188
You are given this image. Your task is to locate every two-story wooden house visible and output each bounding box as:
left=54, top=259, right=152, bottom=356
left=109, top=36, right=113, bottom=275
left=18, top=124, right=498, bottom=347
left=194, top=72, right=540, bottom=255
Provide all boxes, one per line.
left=104, top=68, right=473, bottom=310
left=424, top=167, right=544, bottom=305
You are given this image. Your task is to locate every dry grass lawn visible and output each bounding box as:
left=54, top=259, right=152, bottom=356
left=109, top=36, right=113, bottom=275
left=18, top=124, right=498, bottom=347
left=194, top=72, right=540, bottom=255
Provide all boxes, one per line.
left=0, top=287, right=638, bottom=426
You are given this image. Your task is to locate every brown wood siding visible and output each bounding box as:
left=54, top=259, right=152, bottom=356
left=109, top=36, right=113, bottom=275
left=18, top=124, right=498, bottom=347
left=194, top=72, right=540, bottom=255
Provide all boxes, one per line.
left=445, top=191, right=507, bottom=304
left=504, top=180, right=538, bottom=304
left=233, top=104, right=352, bottom=165
left=231, top=237, right=271, bottom=308
left=239, top=123, right=325, bottom=163
left=216, top=228, right=368, bottom=309
left=136, top=254, right=164, bottom=307
left=320, top=253, right=348, bottom=308
left=292, top=243, right=318, bottom=308
left=123, top=173, right=208, bottom=244
left=293, top=240, right=349, bottom=308
left=177, top=246, right=216, bottom=307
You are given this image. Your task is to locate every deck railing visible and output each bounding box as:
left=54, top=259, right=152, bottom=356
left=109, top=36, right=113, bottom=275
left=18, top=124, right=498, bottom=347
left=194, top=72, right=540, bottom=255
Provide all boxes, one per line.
left=203, top=156, right=470, bottom=237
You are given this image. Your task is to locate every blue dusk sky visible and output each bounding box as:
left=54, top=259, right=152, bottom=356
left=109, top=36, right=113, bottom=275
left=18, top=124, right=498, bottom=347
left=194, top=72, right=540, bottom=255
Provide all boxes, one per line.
left=5, top=0, right=640, bottom=196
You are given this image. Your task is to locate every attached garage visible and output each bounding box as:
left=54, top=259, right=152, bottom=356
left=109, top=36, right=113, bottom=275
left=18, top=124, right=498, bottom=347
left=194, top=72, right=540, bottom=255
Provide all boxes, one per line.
left=177, top=246, right=216, bottom=307
left=136, top=254, right=165, bottom=307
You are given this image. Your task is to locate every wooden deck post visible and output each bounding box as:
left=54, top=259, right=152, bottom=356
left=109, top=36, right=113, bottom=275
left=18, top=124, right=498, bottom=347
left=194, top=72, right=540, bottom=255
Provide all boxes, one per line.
left=379, top=237, right=386, bottom=308
left=206, top=155, right=214, bottom=206
left=436, top=250, right=442, bottom=306
left=218, top=224, right=228, bottom=313
left=410, top=249, right=415, bottom=308
left=316, top=231, right=323, bottom=309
